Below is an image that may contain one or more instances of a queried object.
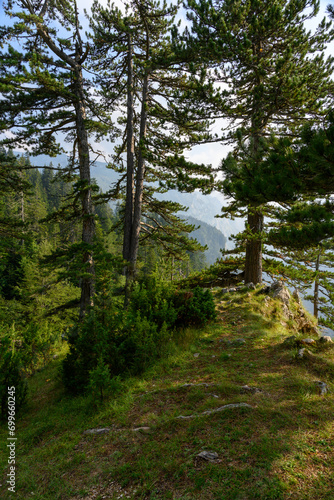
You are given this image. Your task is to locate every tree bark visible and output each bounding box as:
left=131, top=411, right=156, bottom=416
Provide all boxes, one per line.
left=128, top=71, right=149, bottom=279
left=314, top=246, right=322, bottom=319
left=73, top=64, right=95, bottom=320
left=123, top=32, right=135, bottom=265
left=244, top=208, right=263, bottom=284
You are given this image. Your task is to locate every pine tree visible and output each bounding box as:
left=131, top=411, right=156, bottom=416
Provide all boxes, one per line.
left=0, top=0, right=110, bottom=318
left=183, top=0, right=334, bottom=283
left=261, top=114, right=334, bottom=328
left=89, top=0, right=213, bottom=294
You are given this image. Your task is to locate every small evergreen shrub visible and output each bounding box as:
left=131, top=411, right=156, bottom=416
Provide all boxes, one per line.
left=62, top=278, right=216, bottom=395
left=88, top=356, right=114, bottom=402
left=62, top=304, right=171, bottom=394
left=19, top=322, right=58, bottom=374
left=173, top=286, right=216, bottom=327
left=129, top=275, right=177, bottom=329
left=0, top=334, right=28, bottom=420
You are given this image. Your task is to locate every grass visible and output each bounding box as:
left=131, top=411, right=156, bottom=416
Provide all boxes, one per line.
left=2, top=287, right=334, bottom=499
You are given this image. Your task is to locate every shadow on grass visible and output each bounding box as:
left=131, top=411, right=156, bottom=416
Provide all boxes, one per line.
left=2, top=292, right=334, bottom=499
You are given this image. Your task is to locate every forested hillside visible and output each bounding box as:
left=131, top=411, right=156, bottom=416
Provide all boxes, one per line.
left=2, top=0, right=334, bottom=497
left=182, top=215, right=227, bottom=264
left=28, top=152, right=228, bottom=263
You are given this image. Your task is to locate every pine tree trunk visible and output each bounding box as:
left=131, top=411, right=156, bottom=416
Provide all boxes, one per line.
left=244, top=208, right=263, bottom=284
left=20, top=187, right=24, bottom=246
left=74, top=65, right=95, bottom=320
left=123, top=32, right=135, bottom=265
left=128, top=72, right=149, bottom=279
left=314, top=246, right=321, bottom=319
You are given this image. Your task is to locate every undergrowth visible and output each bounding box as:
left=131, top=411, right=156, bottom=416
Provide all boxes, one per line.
left=1, top=287, right=334, bottom=500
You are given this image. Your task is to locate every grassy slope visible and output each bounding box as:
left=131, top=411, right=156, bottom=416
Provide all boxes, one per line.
left=1, top=289, right=334, bottom=499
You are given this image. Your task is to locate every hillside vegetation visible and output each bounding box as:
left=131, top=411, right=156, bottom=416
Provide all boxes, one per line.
left=1, top=287, right=334, bottom=500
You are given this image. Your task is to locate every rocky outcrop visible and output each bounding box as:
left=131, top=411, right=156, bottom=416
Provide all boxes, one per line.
left=271, top=282, right=292, bottom=319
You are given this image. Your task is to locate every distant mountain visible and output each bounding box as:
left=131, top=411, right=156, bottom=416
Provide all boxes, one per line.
left=28, top=153, right=245, bottom=254
left=184, top=215, right=227, bottom=265
left=28, top=152, right=119, bottom=193
left=157, top=189, right=244, bottom=249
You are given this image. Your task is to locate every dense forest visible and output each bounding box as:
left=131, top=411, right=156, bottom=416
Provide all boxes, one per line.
left=1, top=0, right=334, bottom=419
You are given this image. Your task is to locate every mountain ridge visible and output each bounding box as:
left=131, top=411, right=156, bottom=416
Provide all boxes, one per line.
left=27, top=153, right=244, bottom=256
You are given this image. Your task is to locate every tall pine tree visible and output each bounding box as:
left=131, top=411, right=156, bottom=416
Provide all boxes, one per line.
left=89, top=0, right=213, bottom=292
left=0, top=0, right=110, bottom=317
left=183, top=0, right=334, bottom=283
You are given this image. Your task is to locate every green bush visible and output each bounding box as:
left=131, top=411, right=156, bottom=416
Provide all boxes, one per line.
left=0, top=334, right=28, bottom=421
left=129, top=275, right=177, bottom=329
left=173, top=286, right=216, bottom=327
left=19, top=322, right=59, bottom=374
left=62, top=278, right=216, bottom=395
left=62, top=304, right=171, bottom=394
left=88, top=356, right=114, bottom=402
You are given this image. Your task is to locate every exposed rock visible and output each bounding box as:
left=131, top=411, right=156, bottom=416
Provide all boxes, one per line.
left=300, top=338, right=316, bottom=346
left=225, top=338, right=246, bottom=347
left=310, top=326, right=320, bottom=335
left=298, top=318, right=319, bottom=335
left=221, top=283, right=254, bottom=294
left=298, top=308, right=305, bottom=318
left=292, top=289, right=301, bottom=304
left=246, top=282, right=256, bottom=290
left=176, top=402, right=252, bottom=420
left=281, top=303, right=291, bottom=319
left=83, top=428, right=111, bottom=435
left=271, top=283, right=291, bottom=317
left=297, top=349, right=318, bottom=362
left=240, top=385, right=270, bottom=397
left=261, top=281, right=291, bottom=308
left=318, top=336, right=333, bottom=344
left=259, top=285, right=271, bottom=294
left=133, top=427, right=151, bottom=433
left=240, top=385, right=262, bottom=394
left=197, top=451, right=219, bottom=462
left=315, top=381, right=328, bottom=395
left=264, top=296, right=271, bottom=307
left=270, top=281, right=286, bottom=294
left=202, top=403, right=252, bottom=415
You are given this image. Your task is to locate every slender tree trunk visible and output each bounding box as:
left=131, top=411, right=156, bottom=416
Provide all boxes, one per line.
left=123, top=32, right=135, bottom=264
left=128, top=72, right=149, bottom=279
left=314, top=246, right=322, bottom=319
left=244, top=207, right=263, bottom=284
left=74, top=65, right=95, bottom=320
left=244, top=105, right=263, bottom=284
left=20, top=185, right=25, bottom=246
